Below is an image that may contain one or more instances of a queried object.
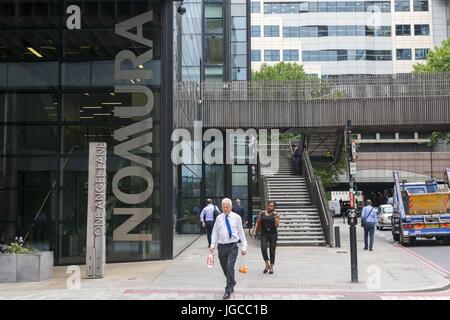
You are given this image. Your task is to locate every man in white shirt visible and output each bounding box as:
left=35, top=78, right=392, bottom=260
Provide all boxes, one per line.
left=209, top=198, right=247, bottom=300
left=199, top=199, right=220, bottom=247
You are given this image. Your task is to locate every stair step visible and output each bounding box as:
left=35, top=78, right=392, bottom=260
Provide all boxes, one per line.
left=279, top=226, right=323, bottom=229
left=278, top=229, right=323, bottom=232
left=277, top=240, right=326, bottom=246
left=268, top=195, right=310, bottom=198
left=278, top=235, right=325, bottom=240
left=281, top=220, right=321, bottom=223
left=277, top=208, right=318, bottom=211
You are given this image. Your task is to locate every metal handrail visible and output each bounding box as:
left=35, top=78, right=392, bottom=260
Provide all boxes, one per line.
left=23, top=145, right=79, bottom=243
left=302, top=151, right=334, bottom=247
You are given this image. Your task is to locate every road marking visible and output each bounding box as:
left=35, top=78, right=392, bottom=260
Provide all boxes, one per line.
left=393, top=243, right=450, bottom=278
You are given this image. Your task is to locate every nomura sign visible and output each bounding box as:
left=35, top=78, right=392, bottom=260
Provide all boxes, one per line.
left=112, top=11, right=155, bottom=242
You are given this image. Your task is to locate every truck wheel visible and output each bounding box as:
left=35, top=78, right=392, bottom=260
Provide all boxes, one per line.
left=392, top=231, right=400, bottom=241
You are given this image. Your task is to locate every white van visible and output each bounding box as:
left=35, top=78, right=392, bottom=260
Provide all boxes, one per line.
left=329, top=200, right=341, bottom=216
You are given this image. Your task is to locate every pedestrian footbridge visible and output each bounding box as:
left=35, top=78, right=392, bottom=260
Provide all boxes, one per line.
left=174, top=73, right=450, bottom=131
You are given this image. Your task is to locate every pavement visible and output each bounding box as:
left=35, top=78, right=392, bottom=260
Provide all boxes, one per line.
left=0, top=219, right=449, bottom=300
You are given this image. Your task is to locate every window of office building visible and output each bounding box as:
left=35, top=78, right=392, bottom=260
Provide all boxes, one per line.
left=303, top=49, right=390, bottom=61
left=205, top=3, right=224, bottom=67
left=283, top=25, right=391, bottom=38
left=264, top=50, right=280, bottom=61
left=264, top=25, right=279, bottom=37
left=230, top=1, right=248, bottom=81
left=283, top=50, right=299, bottom=61
left=397, top=48, right=412, bottom=60
left=395, top=0, right=410, bottom=11
left=263, top=1, right=390, bottom=13
left=251, top=50, right=261, bottom=61
left=415, top=48, right=430, bottom=60
left=413, top=0, right=428, bottom=11
left=396, top=25, right=411, bottom=36
left=251, top=25, right=261, bottom=37
left=414, top=24, right=430, bottom=35
left=251, top=1, right=260, bottom=13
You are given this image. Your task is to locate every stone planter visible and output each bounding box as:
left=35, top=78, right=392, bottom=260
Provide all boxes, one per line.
left=0, top=251, right=53, bottom=283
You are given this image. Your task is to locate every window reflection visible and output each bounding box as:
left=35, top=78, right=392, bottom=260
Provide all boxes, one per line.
left=0, top=93, right=58, bottom=122
left=63, top=91, right=160, bottom=122
left=0, top=30, right=58, bottom=60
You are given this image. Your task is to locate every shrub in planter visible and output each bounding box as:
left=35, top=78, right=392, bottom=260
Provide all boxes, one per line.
left=0, top=237, right=53, bottom=283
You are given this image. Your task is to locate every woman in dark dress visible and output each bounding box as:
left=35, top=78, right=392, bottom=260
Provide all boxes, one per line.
left=252, top=201, right=280, bottom=274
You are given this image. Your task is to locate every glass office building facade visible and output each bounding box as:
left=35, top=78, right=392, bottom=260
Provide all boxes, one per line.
left=1, top=0, right=251, bottom=265
left=173, top=0, right=252, bottom=255
left=0, top=0, right=173, bottom=264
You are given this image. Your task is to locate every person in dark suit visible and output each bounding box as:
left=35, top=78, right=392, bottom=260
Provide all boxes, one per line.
left=293, top=144, right=302, bottom=175
left=233, top=198, right=246, bottom=227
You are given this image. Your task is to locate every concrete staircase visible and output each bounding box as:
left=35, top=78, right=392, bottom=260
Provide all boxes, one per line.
left=262, top=156, right=326, bottom=246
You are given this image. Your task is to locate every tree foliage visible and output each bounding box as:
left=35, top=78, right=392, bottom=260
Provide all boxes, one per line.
left=413, top=37, right=450, bottom=73
left=413, top=38, right=450, bottom=144
left=252, top=62, right=307, bottom=80
left=313, top=146, right=347, bottom=190
left=428, top=132, right=450, bottom=146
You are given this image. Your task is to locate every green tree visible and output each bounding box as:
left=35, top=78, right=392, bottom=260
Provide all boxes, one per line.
left=413, top=37, right=450, bottom=73
left=252, top=62, right=307, bottom=80
left=413, top=37, right=450, bottom=145
left=428, top=132, right=450, bottom=146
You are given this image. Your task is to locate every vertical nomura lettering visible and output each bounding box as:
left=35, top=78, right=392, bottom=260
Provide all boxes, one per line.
left=112, top=11, right=155, bottom=241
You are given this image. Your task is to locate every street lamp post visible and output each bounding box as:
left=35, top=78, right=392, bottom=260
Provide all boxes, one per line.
left=347, top=120, right=358, bottom=283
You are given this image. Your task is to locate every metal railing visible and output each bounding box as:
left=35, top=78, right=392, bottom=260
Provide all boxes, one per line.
left=197, top=73, right=450, bottom=101
left=174, top=74, right=450, bottom=129
left=302, top=151, right=335, bottom=247
left=23, top=145, right=79, bottom=243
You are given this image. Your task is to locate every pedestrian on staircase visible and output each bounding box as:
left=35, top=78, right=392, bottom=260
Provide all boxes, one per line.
left=253, top=201, right=280, bottom=274
left=293, top=144, right=302, bottom=175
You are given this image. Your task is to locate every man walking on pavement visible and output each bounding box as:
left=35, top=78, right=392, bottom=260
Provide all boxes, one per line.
left=361, top=199, right=377, bottom=251
left=233, top=198, right=246, bottom=227
left=209, top=198, right=247, bottom=300
left=200, top=199, right=220, bottom=248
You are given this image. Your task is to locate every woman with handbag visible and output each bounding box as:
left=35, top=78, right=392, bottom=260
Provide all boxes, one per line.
left=252, top=201, right=280, bottom=274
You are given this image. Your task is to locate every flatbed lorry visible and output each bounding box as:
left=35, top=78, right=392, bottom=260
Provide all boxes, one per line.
left=391, top=169, right=450, bottom=245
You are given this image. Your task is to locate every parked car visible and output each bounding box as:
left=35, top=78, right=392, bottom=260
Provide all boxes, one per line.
left=387, top=197, right=394, bottom=205
left=377, top=204, right=393, bottom=230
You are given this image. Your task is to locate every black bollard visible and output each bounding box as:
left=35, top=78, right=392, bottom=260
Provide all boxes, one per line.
left=334, top=226, right=341, bottom=248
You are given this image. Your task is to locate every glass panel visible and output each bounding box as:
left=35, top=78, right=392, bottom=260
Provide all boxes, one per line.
left=63, top=91, right=160, bottom=122
left=206, top=18, right=223, bottom=34
left=232, top=67, right=247, bottom=80
left=232, top=17, right=246, bottom=29
left=64, top=29, right=161, bottom=60
left=0, top=126, right=57, bottom=155
left=0, top=93, right=58, bottom=122
left=232, top=42, right=247, bottom=55
left=205, top=4, right=223, bottom=18
left=231, top=4, right=246, bottom=16
left=231, top=29, right=247, bottom=41
left=205, top=35, right=224, bottom=64
left=0, top=1, right=60, bottom=28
